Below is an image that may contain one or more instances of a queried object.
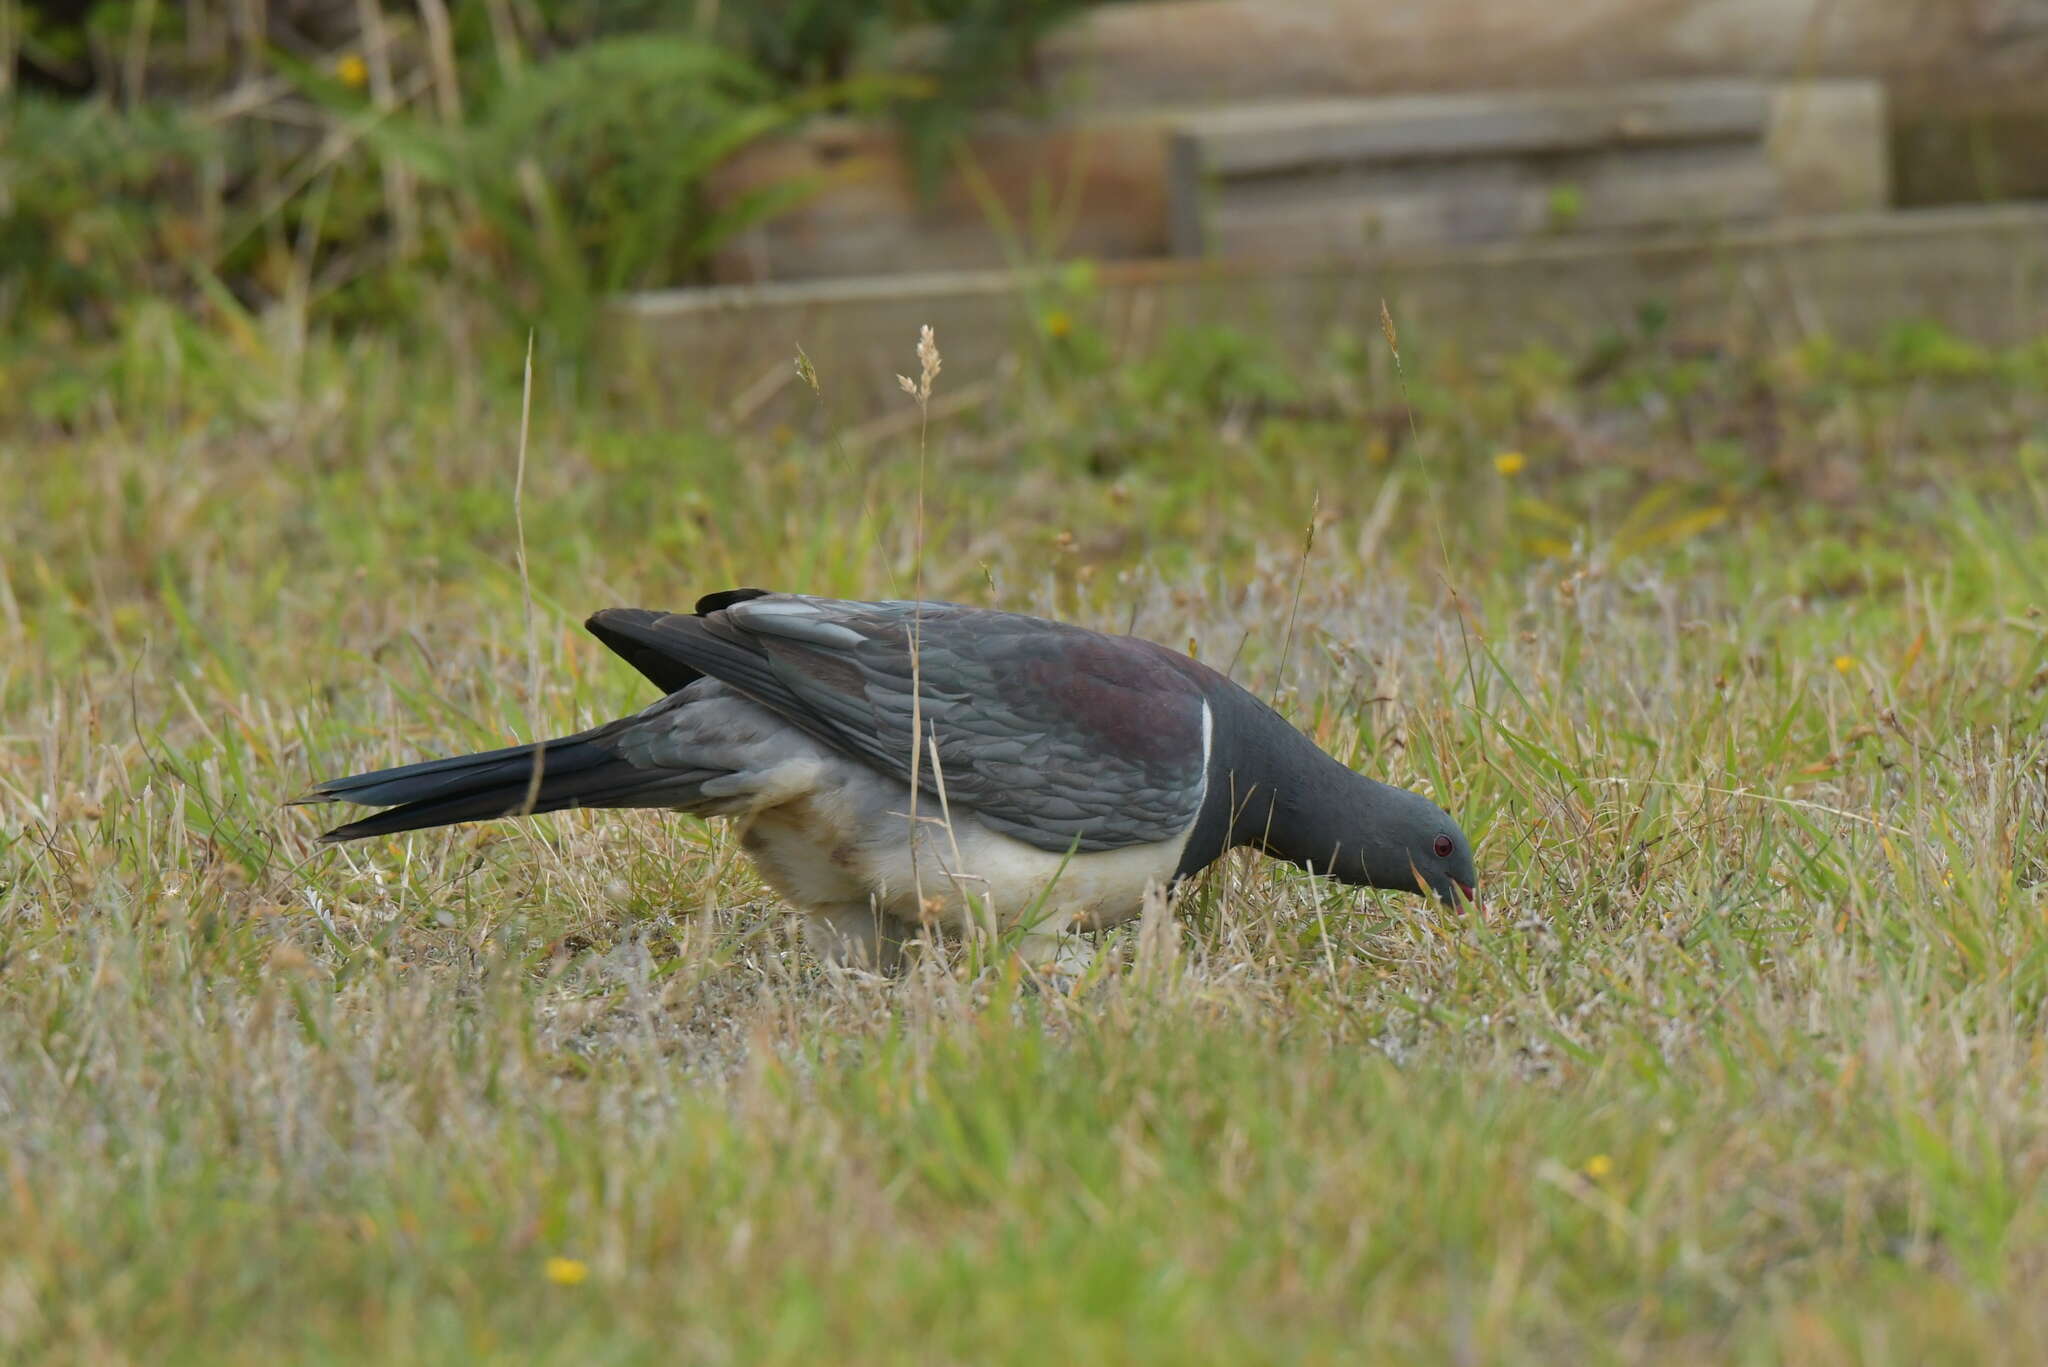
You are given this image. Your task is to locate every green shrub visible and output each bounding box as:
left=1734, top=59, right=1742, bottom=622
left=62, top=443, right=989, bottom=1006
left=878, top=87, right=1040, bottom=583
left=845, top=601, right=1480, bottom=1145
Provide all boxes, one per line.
left=2, top=1, right=1116, bottom=351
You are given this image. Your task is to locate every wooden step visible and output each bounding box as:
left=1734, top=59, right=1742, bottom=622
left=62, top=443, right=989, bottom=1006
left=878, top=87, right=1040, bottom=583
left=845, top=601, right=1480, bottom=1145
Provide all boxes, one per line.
left=1016, top=0, right=2048, bottom=119
left=613, top=205, right=2048, bottom=425
left=1166, top=80, right=1884, bottom=259
left=1174, top=82, right=1773, bottom=176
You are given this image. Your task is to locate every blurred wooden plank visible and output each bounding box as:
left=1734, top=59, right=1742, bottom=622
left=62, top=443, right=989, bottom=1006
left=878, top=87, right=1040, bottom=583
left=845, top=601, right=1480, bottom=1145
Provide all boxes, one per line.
left=1168, top=79, right=1881, bottom=258
left=608, top=205, right=2048, bottom=424
left=1018, top=0, right=2048, bottom=121
left=1179, top=82, right=1771, bottom=176
left=1972, top=0, right=2048, bottom=38
left=1201, top=140, right=1782, bottom=255
left=1769, top=83, right=1891, bottom=214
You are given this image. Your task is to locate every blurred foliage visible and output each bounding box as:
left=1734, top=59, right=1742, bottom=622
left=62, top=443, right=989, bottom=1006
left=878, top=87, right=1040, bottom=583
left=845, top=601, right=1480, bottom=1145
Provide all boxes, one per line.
left=532, top=0, right=1100, bottom=183
left=1130, top=324, right=1304, bottom=412
left=0, top=0, right=1114, bottom=353
left=0, top=98, right=228, bottom=332
left=335, top=34, right=908, bottom=346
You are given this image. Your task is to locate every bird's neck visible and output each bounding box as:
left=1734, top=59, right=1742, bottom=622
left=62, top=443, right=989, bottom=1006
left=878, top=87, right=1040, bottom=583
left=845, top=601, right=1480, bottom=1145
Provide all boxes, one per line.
left=1220, top=693, right=1412, bottom=890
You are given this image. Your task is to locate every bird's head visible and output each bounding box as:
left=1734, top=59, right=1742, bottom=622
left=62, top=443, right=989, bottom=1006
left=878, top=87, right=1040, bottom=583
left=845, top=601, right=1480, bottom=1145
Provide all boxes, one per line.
left=1353, top=786, right=1479, bottom=910
left=1414, top=810, right=1480, bottom=910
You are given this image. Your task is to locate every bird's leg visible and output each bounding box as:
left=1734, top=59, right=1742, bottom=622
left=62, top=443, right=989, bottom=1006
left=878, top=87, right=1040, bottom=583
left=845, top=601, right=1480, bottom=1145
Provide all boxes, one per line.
left=802, top=903, right=908, bottom=974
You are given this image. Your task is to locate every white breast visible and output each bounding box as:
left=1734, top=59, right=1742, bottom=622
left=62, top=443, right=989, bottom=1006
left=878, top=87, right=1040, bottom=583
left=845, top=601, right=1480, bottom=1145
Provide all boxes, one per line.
left=877, top=816, right=1195, bottom=932
left=732, top=700, right=1212, bottom=940
left=736, top=766, right=1198, bottom=932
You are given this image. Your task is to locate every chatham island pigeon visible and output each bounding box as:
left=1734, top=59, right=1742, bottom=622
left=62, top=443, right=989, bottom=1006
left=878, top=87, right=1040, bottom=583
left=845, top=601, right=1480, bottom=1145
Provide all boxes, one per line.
left=298, top=589, right=1478, bottom=972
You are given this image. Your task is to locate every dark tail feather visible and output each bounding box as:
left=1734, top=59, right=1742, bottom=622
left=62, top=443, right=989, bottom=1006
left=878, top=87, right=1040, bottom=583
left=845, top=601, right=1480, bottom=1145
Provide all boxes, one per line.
left=582, top=588, right=773, bottom=695
left=298, top=726, right=680, bottom=843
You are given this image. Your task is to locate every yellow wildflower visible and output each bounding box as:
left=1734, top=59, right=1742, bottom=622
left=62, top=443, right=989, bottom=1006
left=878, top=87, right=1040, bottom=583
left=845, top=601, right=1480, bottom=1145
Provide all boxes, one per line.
left=1832, top=655, right=1857, bottom=674
left=336, top=53, right=369, bottom=89
left=1493, top=451, right=1527, bottom=476
left=1583, top=1154, right=1614, bottom=1179
left=545, top=1256, right=589, bottom=1286
left=1043, top=309, right=1072, bottom=340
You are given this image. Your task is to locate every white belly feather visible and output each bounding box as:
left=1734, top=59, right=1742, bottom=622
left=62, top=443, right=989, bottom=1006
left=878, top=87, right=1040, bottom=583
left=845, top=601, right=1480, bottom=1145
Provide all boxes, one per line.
left=666, top=682, right=1209, bottom=958
left=736, top=761, right=1197, bottom=933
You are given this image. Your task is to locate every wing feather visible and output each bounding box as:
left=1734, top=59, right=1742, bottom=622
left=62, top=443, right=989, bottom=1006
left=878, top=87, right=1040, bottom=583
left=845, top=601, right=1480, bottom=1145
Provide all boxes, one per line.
left=585, top=595, right=1208, bottom=852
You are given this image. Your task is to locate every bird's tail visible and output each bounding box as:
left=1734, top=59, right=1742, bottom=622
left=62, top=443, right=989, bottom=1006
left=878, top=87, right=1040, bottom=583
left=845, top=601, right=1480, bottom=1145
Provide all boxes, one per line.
left=296, top=722, right=689, bottom=843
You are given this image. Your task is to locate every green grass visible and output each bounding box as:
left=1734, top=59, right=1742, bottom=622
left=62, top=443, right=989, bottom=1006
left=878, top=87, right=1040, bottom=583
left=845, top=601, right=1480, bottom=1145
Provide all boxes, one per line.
left=4, top=313, right=2047, bottom=1363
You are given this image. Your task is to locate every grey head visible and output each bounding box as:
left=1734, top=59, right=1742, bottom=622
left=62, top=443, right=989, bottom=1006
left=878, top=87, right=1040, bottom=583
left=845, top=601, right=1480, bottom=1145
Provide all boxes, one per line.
left=1343, top=783, right=1479, bottom=909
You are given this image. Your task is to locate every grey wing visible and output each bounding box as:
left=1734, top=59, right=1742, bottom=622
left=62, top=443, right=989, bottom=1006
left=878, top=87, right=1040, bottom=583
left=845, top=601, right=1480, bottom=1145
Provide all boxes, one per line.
left=584, top=596, right=1210, bottom=853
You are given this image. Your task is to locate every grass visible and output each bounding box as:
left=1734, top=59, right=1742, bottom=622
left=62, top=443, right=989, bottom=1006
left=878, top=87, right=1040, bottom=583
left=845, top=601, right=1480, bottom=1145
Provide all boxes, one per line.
left=3, top=308, right=2047, bottom=1363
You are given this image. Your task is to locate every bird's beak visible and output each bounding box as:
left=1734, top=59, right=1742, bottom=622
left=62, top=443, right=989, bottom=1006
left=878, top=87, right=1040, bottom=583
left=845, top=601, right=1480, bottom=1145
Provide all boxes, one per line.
left=1454, top=879, right=1478, bottom=911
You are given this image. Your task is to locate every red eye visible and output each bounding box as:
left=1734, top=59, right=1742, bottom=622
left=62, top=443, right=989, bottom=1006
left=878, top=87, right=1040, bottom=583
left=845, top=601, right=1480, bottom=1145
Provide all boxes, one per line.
left=1432, top=835, right=1454, bottom=859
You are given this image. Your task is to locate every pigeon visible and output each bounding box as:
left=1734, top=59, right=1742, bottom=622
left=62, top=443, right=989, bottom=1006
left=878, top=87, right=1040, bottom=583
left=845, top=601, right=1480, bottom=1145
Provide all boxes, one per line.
left=299, top=589, right=1478, bottom=970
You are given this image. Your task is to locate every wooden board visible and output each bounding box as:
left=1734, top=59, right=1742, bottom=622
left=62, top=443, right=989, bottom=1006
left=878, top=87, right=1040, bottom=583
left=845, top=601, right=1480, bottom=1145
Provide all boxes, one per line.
left=1165, top=79, right=1877, bottom=259
left=1197, top=141, right=1783, bottom=257
left=1174, top=82, right=1772, bottom=177
left=1017, top=0, right=2048, bottom=118
left=607, top=206, right=2048, bottom=425
left=1768, top=83, right=1890, bottom=215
